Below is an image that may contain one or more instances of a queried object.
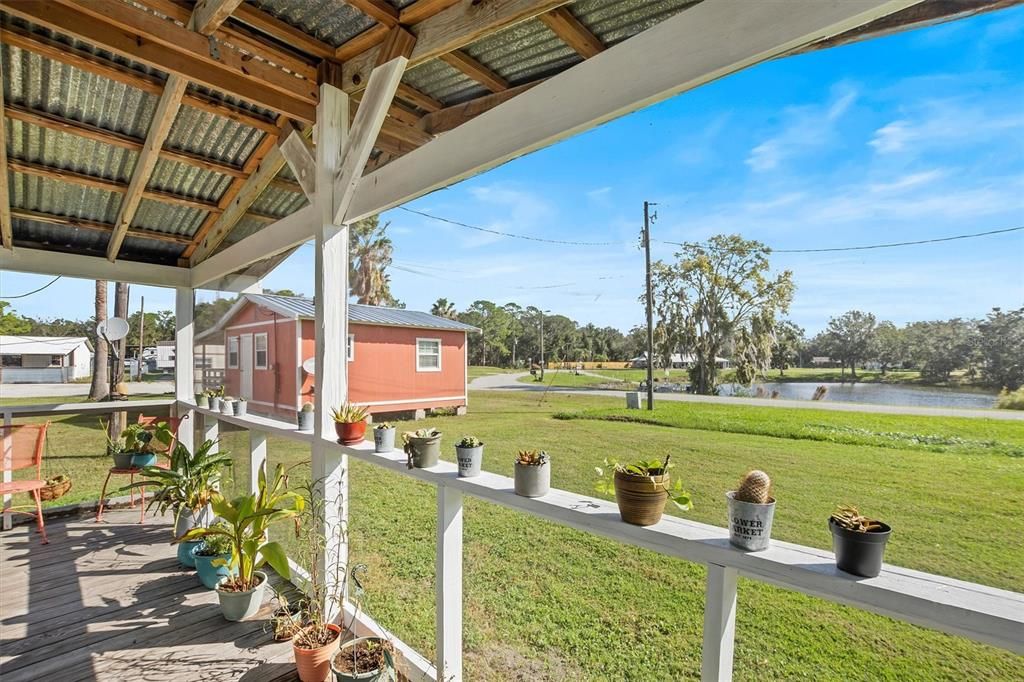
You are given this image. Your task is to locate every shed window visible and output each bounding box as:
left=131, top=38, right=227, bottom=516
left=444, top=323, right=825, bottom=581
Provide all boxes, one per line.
left=50, top=355, right=64, bottom=367
left=347, top=333, right=354, bottom=362
left=255, top=333, right=268, bottom=369
left=416, top=338, right=441, bottom=372
left=1, top=355, right=21, bottom=367
left=227, top=337, right=239, bottom=369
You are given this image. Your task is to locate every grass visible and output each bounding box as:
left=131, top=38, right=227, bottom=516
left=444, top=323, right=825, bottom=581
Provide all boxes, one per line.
left=7, top=391, right=1023, bottom=680
left=468, top=366, right=511, bottom=380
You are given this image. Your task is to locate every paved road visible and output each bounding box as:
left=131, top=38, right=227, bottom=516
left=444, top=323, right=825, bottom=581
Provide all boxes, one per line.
left=0, top=381, right=175, bottom=399
left=469, top=372, right=1024, bottom=421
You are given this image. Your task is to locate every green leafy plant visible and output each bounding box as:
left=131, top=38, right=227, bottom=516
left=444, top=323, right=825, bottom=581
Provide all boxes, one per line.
left=830, top=504, right=883, bottom=533
left=331, top=402, right=369, bottom=424
left=997, top=387, right=1024, bottom=410
left=180, top=463, right=304, bottom=592
left=194, top=522, right=233, bottom=556
left=101, top=419, right=173, bottom=456
left=515, top=449, right=549, bottom=466
left=456, top=435, right=482, bottom=448
left=594, top=455, right=693, bottom=510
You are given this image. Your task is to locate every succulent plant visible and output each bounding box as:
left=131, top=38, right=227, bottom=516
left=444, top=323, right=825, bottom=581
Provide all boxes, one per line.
left=831, top=505, right=883, bottom=533
left=456, top=436, right=482, bottom=448
left=735, top=470, right=772, bottom=504
left=516, top=450, right=549, bottom=466
left=301, top=402, right=315, bottom=412
left=402, top=428, right=441, bottom=443
left=331, top=402, right=369, bottom=424
left=374, top=422, right=393, bottom=431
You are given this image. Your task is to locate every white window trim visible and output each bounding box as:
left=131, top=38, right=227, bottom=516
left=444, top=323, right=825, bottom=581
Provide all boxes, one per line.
left=347, top=333, right=355, bottom=362
left=416, top=337, right=442, bottom=372
left=227, top=336, right=239, bottom=369
left=254, top=332, right=269, bottom=370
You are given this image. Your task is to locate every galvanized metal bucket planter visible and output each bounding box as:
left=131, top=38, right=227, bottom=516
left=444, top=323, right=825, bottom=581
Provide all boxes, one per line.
left=217, top=571, right=267, bottom=621
left=405, top=434, right=442, bottom=468
left=373, top=427, right=396, bottom=453
left=235, top=400, right=247, bottom=416
left=456, top=445, right=483, bottom=477
left=297, top=410, right=315, bottom=432
left=210, top=396, right=222, bottom=412
left=514, top=461, right=550, bottom=497
left=726, top=491, right=775, bottom=551
left=614, top=471, right=668, bottom=526
left=221, top=400, right=234, bottom=415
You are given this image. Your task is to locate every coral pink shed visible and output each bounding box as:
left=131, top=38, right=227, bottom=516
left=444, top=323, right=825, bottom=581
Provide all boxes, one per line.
left=199, top=294, right=478, bottom=419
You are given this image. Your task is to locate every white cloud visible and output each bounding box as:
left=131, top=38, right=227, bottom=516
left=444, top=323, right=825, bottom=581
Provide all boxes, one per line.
left=870, top=96, right=1024, bottom=156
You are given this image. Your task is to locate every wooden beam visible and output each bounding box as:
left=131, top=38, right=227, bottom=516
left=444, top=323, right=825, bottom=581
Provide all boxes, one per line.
left=335, top=57, right=408, bottom=224
left=107, top=74, right=188, bottom=260
left=346, top=0, right=924, bottom=223
left=233, top=3, right=336, bottom=59
left=396, top=83, right=444, bottom=112
left=439, top=50, right=509, bottom=92
left=5, top=1, right=316, bottom=122
left=539, top=7, right=605, bottom=58
left=399, top=0, right=461, bottom=25
left=347, top=0, right=400, bottom=26
left=0, top=25, right=280, bottom=133
left=0, top=57, right=12, bottom=250
left=418, top=80, right=543, bottom=134
left=1, top=246, right=190, bottom=288
left=377, top=26, right=418, bottom=65
left=335, top=25, right=392, bottom=61
left=189, top=0, right=247, bottom=35
left=187, top=121, right=291, bottom=263
left=9, top=208, right=193, bottom=245
left=342, top=0, right=569, bottom=93
left=278, top=123, right=317, bottom=199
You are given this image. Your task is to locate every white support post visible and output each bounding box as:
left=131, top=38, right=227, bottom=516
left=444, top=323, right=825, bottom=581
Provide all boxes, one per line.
left=2, top=410, right=12, bottom=531
left=702, top=564, right=738, bottom=682
left=436, top=486, right=464, bottom=681
left=250, top=430, right=267, bottom=494
left=311, top=80, right=349, bottom=622
left=201, top=412, right=219, bottom=453
left=174, top=287, right=195, bottom=454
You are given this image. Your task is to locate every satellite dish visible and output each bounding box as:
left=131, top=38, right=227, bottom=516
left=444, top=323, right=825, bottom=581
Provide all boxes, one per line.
left=302, top=357, right=315, bottom=375
left=97, top=317, right=130, bottom=342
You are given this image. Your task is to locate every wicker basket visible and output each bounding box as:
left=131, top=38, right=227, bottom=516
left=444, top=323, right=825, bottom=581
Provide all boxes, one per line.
left=39, top=475, right=72, bottom=501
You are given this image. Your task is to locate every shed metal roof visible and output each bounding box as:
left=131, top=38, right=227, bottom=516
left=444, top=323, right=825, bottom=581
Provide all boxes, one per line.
left=248, top=294, right=480, bottom=332
left=0, top=335, right=92, bottom=355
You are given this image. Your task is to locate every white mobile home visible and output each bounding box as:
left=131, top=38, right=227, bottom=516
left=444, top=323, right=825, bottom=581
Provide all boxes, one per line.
left=0, top=336, right=93, bottom=383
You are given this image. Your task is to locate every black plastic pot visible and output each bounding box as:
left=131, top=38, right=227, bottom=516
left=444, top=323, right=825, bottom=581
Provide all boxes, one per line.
left=829, top=518, right=892, bottom=578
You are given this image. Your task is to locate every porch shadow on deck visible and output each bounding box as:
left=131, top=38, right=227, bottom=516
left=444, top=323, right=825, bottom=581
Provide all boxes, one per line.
left=0, top=509, right=298, bottom=681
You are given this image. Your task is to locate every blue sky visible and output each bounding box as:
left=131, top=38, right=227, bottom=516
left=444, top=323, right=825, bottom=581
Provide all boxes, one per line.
left=2, top=6, right=1022, bottom=335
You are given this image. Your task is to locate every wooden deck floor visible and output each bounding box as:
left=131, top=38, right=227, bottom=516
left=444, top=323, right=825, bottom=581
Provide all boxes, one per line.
left=0, top=510, right=300, bottom=681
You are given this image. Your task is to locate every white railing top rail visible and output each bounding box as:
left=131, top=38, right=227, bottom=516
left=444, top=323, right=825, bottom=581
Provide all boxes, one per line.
left=1, top=398, right=176, bottom=419
left=179, top=400, right=1024, bottom=655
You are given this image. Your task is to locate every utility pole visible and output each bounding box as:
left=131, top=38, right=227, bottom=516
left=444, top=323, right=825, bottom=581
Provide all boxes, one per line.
left=539, top=312, right=545, bottom=381
left=137, top=295, right=145, bottom=381
left=643, top=201, right=656, bottom=411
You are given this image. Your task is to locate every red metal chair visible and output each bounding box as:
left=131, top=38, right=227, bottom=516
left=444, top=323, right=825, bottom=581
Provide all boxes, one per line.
left=0, top=422, right=51, bottom=545
left=95, top=414, right=188, bottom=524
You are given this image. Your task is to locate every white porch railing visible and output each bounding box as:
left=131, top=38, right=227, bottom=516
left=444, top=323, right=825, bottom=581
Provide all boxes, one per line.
left=180, top=401, right=1023, bottom=681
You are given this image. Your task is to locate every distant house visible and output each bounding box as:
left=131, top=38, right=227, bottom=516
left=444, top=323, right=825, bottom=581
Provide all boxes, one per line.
left=628, top=353, right=730, bottom=369
left=196, top=294, right=479, bottom=419
left=0, top=336, right=93, bottom=383
left=155, top=341, right=176, bottom=371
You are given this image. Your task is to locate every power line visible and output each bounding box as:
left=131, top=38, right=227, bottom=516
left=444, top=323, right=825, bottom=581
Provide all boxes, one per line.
left=397, top=206, right=625, bottom=246
left=0, top=276, right=62, bottom=300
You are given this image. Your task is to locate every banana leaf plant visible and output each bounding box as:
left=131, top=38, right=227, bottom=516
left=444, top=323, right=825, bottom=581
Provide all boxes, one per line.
left=179, top=463, right=303, bottom=591
left=121, top=438, right=233, bottom=533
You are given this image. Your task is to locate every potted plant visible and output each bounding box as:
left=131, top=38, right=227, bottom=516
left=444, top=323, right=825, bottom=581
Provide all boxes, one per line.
left=270, top=588, right=302, bottom=642
left=331, top=403, right=369, bottom=445
left=726, top=470, right=775, bottom=551
left=594, top=455, right=692, bottom=526
left=829, top=505, right=892, bottom=578
left=221, top=396, right=235, bottom=416
left=331, top=637, right=395, bottom=682
left=196, top=392, right=210, bottom=409
left=514, top=450, right=550, bottom=497
left=210, top=386, right=223, bottom=412
left=372, top=422, right=396, bottom=453
left=297, top=402, right=315, bottom=432
left=455, top=436, right=484, bottom=478
left=192, top=523, right=236, bottom=589
left=235, top=397, right=248, bottom=416
left=180, top=463, right=303, bottom=621
left=103, top=419, right=173, bottom=469
left=403, top=428, right=442, bottom=469
left=125, top=438, right=231, bottom=540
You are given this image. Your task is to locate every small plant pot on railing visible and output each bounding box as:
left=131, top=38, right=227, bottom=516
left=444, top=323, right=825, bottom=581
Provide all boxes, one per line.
left=726, top=492, right=775, bottom=551
left=614, top=470, right=668, bottom=526
left=293, top=624, right=342, bottom=682
left=514, top=451, right=550, bottom=497
left=335, top=420, right=367, bottom=445
left=221, top=399, right=235, bottom=416
left=196, top=393, right=210, bottom=409
left=192, top=547, right=235, bottom=589
left=373, top=426, right=396, bottom=453
left=235, top=399, right=247, bottom=416
left=297, top=404, right=315, bottom=432
left=829, top=505, right=892, bottom=578
left=217, top=571, right=268, bottom=621
left=404, top=430, right=442, bottom=468
left=210, top=396, right=222, bottom=412
left=330, top=636, right=393, bottom=682
left=456, top=443, right=483, bottom=478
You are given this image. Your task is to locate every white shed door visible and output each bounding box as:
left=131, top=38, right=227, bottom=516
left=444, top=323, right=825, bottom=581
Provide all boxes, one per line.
left=239, top=334, right=254, bottom=400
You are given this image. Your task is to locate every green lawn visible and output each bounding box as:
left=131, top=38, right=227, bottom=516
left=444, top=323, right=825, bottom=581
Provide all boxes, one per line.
left=515, top=370, right=619, bottom=388
left=468, top=366, right=511, bottom=380
left=6, top=392, right=1022, bottom=680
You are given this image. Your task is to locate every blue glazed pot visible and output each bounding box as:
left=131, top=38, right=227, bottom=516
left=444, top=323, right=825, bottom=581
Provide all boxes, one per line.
left=177, top=539, right=203, bottom=568
left=131, top=453, right=158, bottom=468
left=193, top=547, right=235, bottom=589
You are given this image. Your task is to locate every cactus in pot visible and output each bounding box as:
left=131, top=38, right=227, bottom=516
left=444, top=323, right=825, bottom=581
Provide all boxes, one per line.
left=455, top=435, right=484, bottom=478
left=373, top=422, right=396, bottom=452
left=297, top=402, right=315, bottom=432
left=726, top=470, right=776, bottom=551
left=514, top=449, right=550, bottom=497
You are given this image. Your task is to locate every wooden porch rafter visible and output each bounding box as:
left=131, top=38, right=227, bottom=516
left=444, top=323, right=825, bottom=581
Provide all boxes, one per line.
left=0, top=55, right=11, bottom=249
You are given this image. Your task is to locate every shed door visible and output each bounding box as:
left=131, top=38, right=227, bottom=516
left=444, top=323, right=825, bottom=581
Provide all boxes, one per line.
left=239, top=333, right=254, bottom=400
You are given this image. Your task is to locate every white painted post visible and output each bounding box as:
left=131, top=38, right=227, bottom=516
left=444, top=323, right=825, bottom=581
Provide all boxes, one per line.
left=250, top=430, right=267, bottom=494
left=2, top=409, right=12, bottom=530
left=201, top=412, right=219, bottom=453
left=436, top=486, right=464, bottom=681
left=311, top=78, right=349, bottom=622
left=702, top=564, right=738, bottom=682
left=175, top=287, right=195, bottom=454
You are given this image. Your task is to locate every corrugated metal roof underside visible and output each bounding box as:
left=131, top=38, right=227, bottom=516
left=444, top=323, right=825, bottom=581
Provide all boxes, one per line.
left=246, top=0, right=374, bottom=47
left=573, top=0, right=703, bottom=46
left=403, top=59, right=488, bottom=108
left=10, top=217, right=186, bottom=266
left=246, top=294, right=481, bottom=332
left=461, top=18, right=581, bottom=95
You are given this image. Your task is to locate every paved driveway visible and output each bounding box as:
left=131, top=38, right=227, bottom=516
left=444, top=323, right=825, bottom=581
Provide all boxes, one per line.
left=0, top=381, right=174, bottom=399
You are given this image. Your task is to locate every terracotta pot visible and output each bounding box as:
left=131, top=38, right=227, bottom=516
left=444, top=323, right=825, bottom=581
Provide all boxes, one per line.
left=613, top=470, right=668, bottom=526
left=335, top=420, right=367, bottom=445
left=293, top=623, right=342, bottom=682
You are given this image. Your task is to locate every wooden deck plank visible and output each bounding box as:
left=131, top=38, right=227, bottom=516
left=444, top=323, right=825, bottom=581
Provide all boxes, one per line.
left=0, top=510, right=298, bottom=681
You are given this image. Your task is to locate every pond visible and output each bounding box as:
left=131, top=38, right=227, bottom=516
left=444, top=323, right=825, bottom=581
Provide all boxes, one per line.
left=718, top=381, right=998, bottom=410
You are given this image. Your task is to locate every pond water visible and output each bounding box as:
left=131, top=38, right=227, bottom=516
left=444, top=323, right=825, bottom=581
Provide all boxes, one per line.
left=718, top=381, right=998, bottom=410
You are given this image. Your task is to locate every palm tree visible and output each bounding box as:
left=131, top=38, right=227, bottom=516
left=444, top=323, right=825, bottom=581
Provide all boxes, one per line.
left=88, top=280, right=109, bottom=401
left=431, top=298, right=457, bottom=319
left=349, top=216, right=399, bottom=306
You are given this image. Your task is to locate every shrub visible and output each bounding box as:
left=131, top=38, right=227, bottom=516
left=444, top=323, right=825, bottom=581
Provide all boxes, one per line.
left=996, top=387, right=1024, bottom=410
